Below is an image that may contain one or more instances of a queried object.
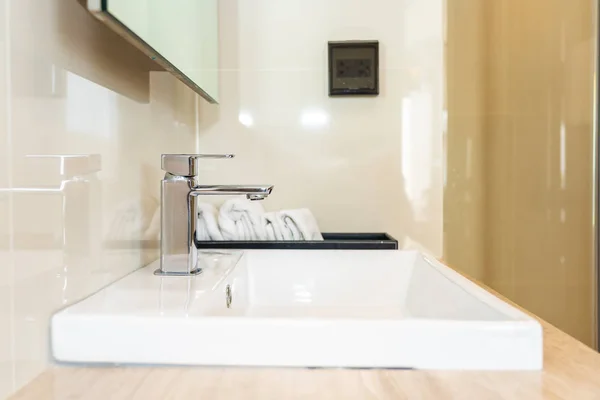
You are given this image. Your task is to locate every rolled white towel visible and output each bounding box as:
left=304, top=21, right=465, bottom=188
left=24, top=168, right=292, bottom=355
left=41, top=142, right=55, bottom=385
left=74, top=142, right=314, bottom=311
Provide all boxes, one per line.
left=279, top=208, right=323, bottom=241
left=264, top=212, right=293, bottom=240
left=263, top=209, right=323, bottom=241
left=286, top=217, right=303, bottom=240
left=263, top=218, right=280, bottom=241
left=197, top=203, right=224, bottom=241
left=219, top=198, right=267, bottom=240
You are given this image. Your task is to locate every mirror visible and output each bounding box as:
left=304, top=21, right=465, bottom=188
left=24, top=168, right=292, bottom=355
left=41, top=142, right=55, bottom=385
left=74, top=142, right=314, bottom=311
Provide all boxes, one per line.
left=87, top=0, right=219, bottom=103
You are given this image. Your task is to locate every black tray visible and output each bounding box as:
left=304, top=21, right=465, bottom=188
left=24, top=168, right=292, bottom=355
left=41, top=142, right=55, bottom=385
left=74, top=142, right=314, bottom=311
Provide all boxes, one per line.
left=194, top=232, right=398, bottom=250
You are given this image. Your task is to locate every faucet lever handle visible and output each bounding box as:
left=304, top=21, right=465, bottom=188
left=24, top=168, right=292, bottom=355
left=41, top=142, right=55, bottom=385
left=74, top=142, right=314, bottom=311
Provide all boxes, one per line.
left=161, top=154, right=235, bottom=177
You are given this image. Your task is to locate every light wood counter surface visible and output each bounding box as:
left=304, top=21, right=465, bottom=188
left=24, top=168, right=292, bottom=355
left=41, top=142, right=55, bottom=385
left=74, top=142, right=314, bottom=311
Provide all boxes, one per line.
left=9, top=279, right=600, bottom=399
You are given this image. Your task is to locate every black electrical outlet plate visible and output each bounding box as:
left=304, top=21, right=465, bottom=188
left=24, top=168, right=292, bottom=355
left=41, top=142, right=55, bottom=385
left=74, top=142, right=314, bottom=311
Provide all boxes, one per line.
left=328, top=40, right=379, bottom=96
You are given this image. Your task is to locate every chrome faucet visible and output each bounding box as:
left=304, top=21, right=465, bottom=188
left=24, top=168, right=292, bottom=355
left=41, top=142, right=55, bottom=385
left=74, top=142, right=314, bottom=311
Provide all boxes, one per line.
left=156, top=154, right=273, bottom=276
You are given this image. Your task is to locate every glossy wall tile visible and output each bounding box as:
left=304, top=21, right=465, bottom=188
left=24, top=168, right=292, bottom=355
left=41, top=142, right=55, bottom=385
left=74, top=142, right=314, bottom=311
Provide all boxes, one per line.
left=0, top=0, right=446, bottom=397
left=195, top=0, right=444, bottom=254
left=486, top=0, right=596, bottom=347
left=0, top=1, right=201, bottom=397
left=443, top=0, right=487, bottom=281
left=445, top=0, right=597, bottom=346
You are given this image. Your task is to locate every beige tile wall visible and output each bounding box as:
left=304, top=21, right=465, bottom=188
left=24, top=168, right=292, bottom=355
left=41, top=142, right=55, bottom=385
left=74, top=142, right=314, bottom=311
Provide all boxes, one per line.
left=0, top=0, right=445, bottom=397
left=443, top=0, right=487, bottom=281
left=195, top=0, right=444, bottom=253
left=445, top=0, right=597, bottom=346
left=0, top=1, right=201, bottom=397
left=486, top=0, right=596, bottom=347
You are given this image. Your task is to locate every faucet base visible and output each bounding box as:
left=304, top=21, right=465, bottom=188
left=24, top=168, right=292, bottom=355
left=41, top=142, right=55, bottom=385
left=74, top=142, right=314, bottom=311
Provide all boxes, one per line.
left=153, top=268, right=203, bottom=277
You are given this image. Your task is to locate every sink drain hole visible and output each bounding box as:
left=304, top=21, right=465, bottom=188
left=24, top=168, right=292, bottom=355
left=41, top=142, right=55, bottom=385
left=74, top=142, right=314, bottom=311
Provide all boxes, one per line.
left=225, top=284, right=232, bottom=308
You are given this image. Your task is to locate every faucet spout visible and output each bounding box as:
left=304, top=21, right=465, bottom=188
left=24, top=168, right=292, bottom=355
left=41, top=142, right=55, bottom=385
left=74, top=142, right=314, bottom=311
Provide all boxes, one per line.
left=191, top=185, right=273, bottom=199
left=156, top=155, right=274, bottom=276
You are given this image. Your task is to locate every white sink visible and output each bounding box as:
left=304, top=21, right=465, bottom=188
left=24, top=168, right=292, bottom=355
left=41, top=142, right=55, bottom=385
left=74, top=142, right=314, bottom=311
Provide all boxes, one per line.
left=51, top=250, right=542, bottom=370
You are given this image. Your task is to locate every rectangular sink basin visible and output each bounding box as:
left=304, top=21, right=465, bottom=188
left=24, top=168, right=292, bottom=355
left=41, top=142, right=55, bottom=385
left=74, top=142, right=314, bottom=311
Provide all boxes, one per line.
left=51, top=250, right=542, bottom=370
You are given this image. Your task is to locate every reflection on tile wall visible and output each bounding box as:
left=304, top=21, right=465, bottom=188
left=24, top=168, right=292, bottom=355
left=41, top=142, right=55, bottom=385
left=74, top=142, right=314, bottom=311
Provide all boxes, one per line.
left=0, top=0, right=444, bottom=396
left=445, top=0, right=597, bottom=346
left=485, top=0, right=596, bottom=347
left=0, top=1, right=201, bottom=397
left=195, top=0, right=444, bottom=253
left=443, top=0, right=487, bottom=281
